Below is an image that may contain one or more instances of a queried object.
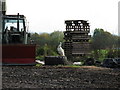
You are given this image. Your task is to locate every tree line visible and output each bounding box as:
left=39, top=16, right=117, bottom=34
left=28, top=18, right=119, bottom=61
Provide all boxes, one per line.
left=91, top=28, right=120, bottom=61
left=30, top=29, right=120, bottom=61
left=30, top=31, right=64, bottom=60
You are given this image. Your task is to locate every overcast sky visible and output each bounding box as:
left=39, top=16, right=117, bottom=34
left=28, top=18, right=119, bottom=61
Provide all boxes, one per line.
left=6, top=0, right=119, bottom=35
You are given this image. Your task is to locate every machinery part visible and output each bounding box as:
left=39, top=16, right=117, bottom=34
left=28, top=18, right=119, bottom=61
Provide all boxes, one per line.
left=1, top=0, right=36, bottom=65
left=45, top=56, right=69, bottom=65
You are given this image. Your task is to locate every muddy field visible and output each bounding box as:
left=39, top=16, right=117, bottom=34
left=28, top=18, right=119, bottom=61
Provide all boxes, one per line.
left=2, top=66, right=120, bottom=89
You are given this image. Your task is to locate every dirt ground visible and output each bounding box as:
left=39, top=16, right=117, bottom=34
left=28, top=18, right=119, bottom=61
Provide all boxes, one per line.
left=2, top=66, right=120, bottom=89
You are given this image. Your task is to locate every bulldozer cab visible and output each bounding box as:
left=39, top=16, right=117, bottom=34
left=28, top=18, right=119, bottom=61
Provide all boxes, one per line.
left=2, top=13, right=30, bottom=44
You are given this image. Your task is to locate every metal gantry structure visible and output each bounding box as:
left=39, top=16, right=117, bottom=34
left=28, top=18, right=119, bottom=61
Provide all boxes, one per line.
left=64, top=20, right=91, bottom=58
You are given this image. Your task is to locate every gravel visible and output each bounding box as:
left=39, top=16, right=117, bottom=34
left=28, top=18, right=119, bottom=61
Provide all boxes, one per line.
left=2, top=66, right=120, bottom=89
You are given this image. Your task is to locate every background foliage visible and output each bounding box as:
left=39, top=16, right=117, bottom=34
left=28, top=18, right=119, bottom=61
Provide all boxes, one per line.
left=30, top=29, right=120, bottom=61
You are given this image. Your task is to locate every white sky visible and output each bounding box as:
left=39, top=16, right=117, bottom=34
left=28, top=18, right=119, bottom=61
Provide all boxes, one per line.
left=6, top=0, right=119, bottom=35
